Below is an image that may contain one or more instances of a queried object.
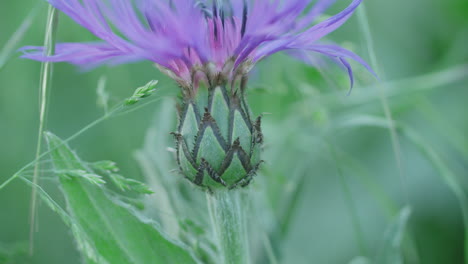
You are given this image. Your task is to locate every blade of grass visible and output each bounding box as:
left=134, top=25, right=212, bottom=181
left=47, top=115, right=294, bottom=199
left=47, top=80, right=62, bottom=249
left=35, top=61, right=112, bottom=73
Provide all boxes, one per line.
left=325, top=139, right=420, bottom=263
left=96, top=76, right=109, bottom=115
left=0, top=8, right=37, bottom=70
left=0, top=82, right=161, bottom=192
left=415, top=96, right=468, bottom=160
left=326, top=140, right=368, bottom=256
left=326, top=64, right=468, bottom=107
left=261, top=233, right=279, bottom=264
left=337, top=114, right=468, bottom=263
left=357, top=3, right=408, bottom=202
left=28, top=5, right=59, bottom=255
left=401, top=125, right=468, bottom=264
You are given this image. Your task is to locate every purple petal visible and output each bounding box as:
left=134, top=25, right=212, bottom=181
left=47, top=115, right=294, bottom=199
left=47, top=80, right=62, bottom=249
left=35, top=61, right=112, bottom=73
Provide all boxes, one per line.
left=294, top=0, right=337, bottom=31
left=307, top=44, right=377, bottom=77
left=21, top=0, right=373, bottom=86
left=295, top=0, right=362, bottom=44
left=339, top=57, right=354, bottom=92
left=21, top=42, right=144, bottom=67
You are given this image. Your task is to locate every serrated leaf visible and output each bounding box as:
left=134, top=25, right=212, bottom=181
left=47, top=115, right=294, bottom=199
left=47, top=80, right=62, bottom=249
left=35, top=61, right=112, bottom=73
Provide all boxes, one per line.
left=45, top=132, right=197, bottom=264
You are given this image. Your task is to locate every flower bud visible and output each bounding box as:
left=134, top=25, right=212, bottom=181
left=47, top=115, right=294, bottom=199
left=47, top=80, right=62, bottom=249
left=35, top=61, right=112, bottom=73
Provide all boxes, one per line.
left=173, top=85, right=263, bottom=190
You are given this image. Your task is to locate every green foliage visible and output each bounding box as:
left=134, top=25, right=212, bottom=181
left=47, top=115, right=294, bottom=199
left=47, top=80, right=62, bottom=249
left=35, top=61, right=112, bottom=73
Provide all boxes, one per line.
left=45, top=132, right=197, bottom=264
left=0, top=242, right=28, bottom=264
left=1, top=0, right=467, bottom=263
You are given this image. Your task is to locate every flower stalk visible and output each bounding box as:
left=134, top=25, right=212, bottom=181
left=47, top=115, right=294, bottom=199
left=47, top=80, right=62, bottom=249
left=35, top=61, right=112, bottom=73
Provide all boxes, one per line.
left=207, top=190, right=250, bottom=264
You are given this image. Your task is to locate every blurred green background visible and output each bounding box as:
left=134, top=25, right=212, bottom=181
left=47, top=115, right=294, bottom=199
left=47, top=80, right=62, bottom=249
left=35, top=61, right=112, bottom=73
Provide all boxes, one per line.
left=0, top=0, right=467, bottom=263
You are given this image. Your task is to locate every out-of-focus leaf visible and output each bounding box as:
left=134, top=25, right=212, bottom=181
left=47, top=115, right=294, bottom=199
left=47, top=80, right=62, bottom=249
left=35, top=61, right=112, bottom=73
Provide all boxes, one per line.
left=401, top=126, right=468, bottom=264
left=376, top=206, right=412, bottom=264
left=348, top=256, right=372, bottom=264
left=0, top=9, right=37, bottom=70
left=0, top=242, right=28, bottom=264
left=45, top=132, right=197, bottom=264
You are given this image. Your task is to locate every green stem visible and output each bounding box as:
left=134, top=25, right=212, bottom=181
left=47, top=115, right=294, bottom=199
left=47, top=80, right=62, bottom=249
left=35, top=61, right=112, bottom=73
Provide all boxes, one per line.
left=29, top=6, right=59, bottom=255
left=357, top=4, right=408, bottom=202
left=207, top=190, right=250, bottom=264
left=0, top=92, right=162, bottom=192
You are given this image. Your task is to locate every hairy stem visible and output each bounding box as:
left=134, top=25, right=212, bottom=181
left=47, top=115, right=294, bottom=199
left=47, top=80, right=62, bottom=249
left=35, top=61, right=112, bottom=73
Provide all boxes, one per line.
left=29, top=5, right=59, bottom=255
left=207, top=190, right=250, bottom=264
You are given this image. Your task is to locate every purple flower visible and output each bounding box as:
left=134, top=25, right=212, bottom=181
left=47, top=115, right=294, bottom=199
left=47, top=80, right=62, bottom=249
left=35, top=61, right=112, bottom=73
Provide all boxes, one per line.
left=22, top=0, right=373, bottom=89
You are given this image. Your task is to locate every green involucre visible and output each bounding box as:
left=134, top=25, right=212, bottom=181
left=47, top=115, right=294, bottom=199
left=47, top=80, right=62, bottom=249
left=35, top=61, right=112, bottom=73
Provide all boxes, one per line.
left=174, top=86, right=263, bottom=190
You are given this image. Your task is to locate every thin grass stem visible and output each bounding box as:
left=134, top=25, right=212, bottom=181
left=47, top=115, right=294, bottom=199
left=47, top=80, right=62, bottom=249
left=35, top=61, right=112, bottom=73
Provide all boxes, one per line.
left=261, top=233, right=279, bottom=264
left=326, top=140, right=368, bottom=256
left=0, top=8, right=38, bottom=70
left=28, top=6, right=59, bottom=255
left=0, top=88, right=159, bottom=192
left=357, top=4, right=408, bottom=203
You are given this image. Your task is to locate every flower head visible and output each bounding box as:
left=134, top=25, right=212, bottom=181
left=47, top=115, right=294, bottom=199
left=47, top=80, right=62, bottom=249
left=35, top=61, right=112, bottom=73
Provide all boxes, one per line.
left=22, top=0, right=372, bottom=91
left=22, top=0, right=375, bottom=190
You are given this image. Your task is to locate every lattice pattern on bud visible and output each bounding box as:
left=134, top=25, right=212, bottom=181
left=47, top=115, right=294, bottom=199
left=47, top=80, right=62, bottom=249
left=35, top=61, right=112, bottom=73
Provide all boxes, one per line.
left=173, top=85, right=263, bottom=190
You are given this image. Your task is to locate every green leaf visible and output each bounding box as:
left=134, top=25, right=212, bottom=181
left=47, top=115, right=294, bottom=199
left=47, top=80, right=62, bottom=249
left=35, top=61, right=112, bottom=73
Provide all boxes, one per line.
left=376, top=206, right=412, bottom=264
left=45, top=132, right=197, bottom=264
